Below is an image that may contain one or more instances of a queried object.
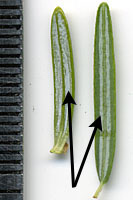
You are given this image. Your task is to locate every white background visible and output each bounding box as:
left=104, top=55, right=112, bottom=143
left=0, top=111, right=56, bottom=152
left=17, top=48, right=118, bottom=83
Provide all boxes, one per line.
left=24, top=0, right=133, bottom=199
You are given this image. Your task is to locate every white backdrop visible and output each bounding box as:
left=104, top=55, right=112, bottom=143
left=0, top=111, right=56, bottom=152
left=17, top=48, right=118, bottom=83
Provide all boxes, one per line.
left=24, top=0, right=133, bottom=199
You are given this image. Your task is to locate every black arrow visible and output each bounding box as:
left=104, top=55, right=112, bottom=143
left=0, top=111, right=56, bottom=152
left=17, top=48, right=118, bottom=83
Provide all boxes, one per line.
left=63, top=91, right=102, bottom=188
left=63, top=91, right=76, bottom=187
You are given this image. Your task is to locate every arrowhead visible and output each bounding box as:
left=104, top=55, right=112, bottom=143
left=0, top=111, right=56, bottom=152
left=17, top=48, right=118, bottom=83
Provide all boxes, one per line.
left=89, top=116, right=102, bottom=131
left=62, top=91, right=76, bottom=105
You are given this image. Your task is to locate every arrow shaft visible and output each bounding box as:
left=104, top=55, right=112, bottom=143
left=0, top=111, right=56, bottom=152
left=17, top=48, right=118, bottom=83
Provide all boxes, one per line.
left=68, top=103, right=75, bottom=187
left=67, top=101, right=99, bottom=187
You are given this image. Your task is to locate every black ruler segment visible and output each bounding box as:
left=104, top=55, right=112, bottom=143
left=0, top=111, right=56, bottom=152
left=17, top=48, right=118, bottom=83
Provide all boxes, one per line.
left=0, top=0, right=22, bottom=7
left=0, top=29, right=22, bottom=36
left=0, top=58, right=22, bottom=65
left=0, top=164, right=23, bottom=171
left=0, top=38, right=22, bottom=45
left=0, top=145, right=23, bottom=152
left=0, top=9, right=22, bottom=16
left=0, top=125, right=22, bottom=133
left=0, top=0, right=23, bottom=200
left=0, top=135, right=22, bottom=142
left=0, top=48, right=22, bottom=54
left=0, top=106, right=22, bottom=112
left=0, top=68, right=22, bottom=74
left=0, top=194, right=23, bottom=200
left=0, top=174, right=22, bottom=189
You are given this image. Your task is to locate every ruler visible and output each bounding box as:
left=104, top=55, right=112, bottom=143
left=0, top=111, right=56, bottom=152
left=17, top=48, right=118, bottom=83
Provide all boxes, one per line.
left=0, top=0, right=23, bottom=200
